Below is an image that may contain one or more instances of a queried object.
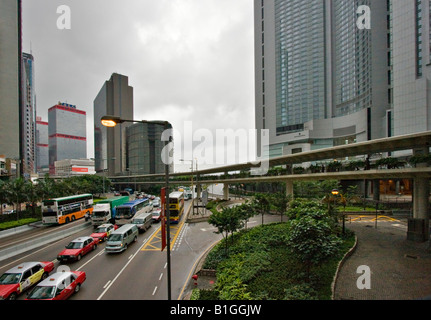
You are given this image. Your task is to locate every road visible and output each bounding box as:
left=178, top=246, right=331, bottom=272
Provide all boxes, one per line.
left=0, top=200, right=226, bottom=300
left=0, top=194, right=288, bottom=301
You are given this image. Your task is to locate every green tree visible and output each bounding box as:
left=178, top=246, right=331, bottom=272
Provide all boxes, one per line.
left=23, top=179, right=39, bottom=215
left=0, top=180, right=10, bottom=214
left=35, top=175, right=58, bottom=200
left=286, top=215, right=341, bottom=279
left=235, top=201, right=256, bottom=229
left=251, top=193, right=270, bottom=224
left=294, top=180, right=341, bottom=199
left=208, top=206, right=243, bottom=255
left=9, top=177, right=27, bottom=218
left=271, top=192, right=291, bottom=222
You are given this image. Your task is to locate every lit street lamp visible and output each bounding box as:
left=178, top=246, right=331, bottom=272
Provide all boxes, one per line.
left=331, top=189, right=346, bottom=235
left=101, top=115, right=173, bottom=300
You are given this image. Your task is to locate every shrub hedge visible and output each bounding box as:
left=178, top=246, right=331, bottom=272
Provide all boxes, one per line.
left=197, top=199, right=356, bottom=300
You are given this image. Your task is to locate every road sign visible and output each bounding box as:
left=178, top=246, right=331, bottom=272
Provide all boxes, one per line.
left=161, top=187, right=166, bottom=251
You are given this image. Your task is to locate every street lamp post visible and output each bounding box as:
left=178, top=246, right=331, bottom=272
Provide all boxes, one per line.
left=101, top=115, right=172, bottom=300
left=332, top=189, right=346, bottom=235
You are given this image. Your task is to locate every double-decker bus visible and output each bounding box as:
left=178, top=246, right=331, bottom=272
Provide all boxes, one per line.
left=169, top=191, right=184, bottom=224
left=42, top=194, right=93, bottom=225
left=114, top=198, right=152, bottom=226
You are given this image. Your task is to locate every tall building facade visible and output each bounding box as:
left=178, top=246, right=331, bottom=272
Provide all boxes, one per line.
left=48, top=102, right=87, bottom=173
left=36, top=117, right=49, bottom=172
left=126, top=122, right=173, bottom=175
left=255, top=0, right=391, bottom=158
left=0, top=0, right=22, bottom=162
left=22, top=52, right=37, bottom=175
left=94, top=73, right=133, bottom=176
left=392, top=0, right=431, bottom=138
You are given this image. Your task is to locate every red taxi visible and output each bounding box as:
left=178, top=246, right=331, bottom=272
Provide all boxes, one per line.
left=0, top=261, right=54, bottom=300
left=152, top=209, right=162, bottom=223
left=90, top=223, right=118, bottom=242
left=26, top=271, right=86, bottom=300
left=57, top=236, right=98, bottom=262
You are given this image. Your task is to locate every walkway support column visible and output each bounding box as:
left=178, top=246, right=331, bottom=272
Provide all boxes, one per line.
left=286, top=180, right=294, bottom=200
left=372, top=180, right=380, bottom=201
left=196, top=180, right=202, bottom=199
left=409, top=147, right=430, bottom=242
left=223, top=183, right=229, bottom=200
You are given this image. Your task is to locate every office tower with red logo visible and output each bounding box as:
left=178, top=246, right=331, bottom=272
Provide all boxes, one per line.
left=48, top=102, right=87, bottom=174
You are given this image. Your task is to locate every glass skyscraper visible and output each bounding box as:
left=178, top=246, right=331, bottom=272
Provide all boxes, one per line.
left=333, top=0, right=372, bottom=117
left=126, top=122, right=173, bottom=175
left=255, top=0, right=390, bottom=158
left=274, top=0, right=326, bottom=135
left=48, top=102, right=87, bottom=174
left=93, top=73, right=134, bottom=176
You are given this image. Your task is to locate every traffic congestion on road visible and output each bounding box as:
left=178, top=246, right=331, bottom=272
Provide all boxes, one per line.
left=0, top=189, right=226, bottom=301
left=0, top=187, right=283, bottom=301
left=0, top=191, right=189, bottom=300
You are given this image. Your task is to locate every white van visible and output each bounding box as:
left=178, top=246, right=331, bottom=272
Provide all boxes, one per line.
left=105, top=224, right=138, bottom=253
left=131, top=211, right=153, bottom=233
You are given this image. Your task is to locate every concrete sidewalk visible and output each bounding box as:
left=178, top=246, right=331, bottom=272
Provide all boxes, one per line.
left=333, top=220, right=431, bottom=300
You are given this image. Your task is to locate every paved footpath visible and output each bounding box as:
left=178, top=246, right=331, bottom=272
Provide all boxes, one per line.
left=333, top=219, right=431, bottom=300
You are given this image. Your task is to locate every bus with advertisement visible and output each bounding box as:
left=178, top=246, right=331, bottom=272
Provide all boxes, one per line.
left=42, top=194, right=93, bottom=225
left=169, top=191, right=184, bottom=224
left=114, top=198, right=152, bottom=226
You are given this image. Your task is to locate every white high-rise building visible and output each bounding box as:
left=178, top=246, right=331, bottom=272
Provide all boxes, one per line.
left=392, top=0, right=431, bottom=138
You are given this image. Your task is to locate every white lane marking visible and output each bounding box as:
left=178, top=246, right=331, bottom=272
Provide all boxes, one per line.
left=96, top=227, right=158, bottom=300
left=76, top=249, right=105, bottom=271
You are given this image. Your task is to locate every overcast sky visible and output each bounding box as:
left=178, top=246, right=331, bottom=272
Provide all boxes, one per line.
left=22, top=0, right=256, bottom=172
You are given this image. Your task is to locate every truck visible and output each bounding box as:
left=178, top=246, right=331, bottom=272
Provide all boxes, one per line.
left=183, top=187, right=193, bottom=200
left=91, top=196, right=130, bottom=227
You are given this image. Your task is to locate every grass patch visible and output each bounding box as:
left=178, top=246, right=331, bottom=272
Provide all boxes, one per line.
left=343, top=206, right=378, bottom=212
left=0, top=218, right=40, bottom=231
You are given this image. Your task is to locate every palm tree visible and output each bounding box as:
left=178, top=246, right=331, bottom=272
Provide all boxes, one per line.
left=35, top=175, right=57, bottom=200
left=9, top=177, right=27, bottom=219
left=24, top=179, right=39, bottom=215
left=0, top=180, right=9, bottom=214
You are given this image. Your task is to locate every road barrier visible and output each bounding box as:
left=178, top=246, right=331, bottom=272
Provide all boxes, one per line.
left=0, top=221, right=91, bottom=262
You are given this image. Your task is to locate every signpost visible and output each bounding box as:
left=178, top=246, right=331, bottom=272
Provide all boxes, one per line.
left=161, top=187, right=166, bottom=252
